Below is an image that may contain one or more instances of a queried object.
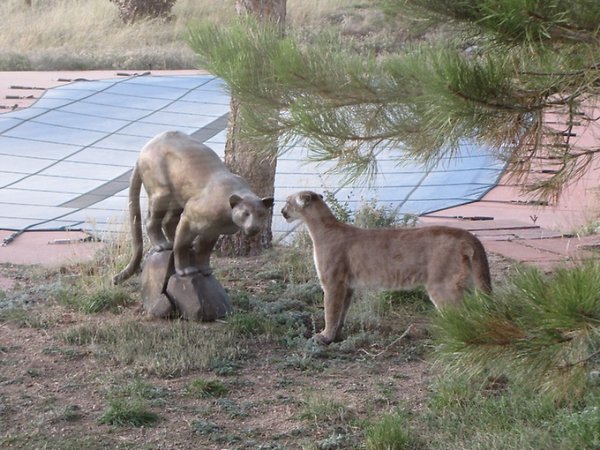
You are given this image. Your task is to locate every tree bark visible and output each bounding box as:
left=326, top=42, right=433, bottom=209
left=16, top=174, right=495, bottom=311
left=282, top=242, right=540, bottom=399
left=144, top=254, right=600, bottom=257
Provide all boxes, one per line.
left=216, top=0, right=286, bottom=257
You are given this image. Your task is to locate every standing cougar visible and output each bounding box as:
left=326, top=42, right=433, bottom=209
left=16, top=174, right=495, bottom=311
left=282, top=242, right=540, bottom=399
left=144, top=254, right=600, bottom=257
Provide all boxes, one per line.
left=281, top=191, right=491, bottom=344
left=113, top=131, right=274, bottom=284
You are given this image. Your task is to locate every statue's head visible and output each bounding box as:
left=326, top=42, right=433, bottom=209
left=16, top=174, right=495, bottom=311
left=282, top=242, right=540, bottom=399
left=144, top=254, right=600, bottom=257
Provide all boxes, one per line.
left=229, top=195, right=274, bottom=236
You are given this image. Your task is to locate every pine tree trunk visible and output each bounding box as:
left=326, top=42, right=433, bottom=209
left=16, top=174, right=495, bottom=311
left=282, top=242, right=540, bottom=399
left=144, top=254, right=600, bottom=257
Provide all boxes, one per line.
left=216, top=0, right=286, bottom=257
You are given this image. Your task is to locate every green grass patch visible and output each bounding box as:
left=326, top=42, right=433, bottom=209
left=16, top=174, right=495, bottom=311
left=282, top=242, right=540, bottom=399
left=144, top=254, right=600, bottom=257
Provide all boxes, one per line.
left=186, top=378, right=228, bottom=398
left=99, top=398, right=159, bottom=427
left=365, top=411, right=423, bottom=450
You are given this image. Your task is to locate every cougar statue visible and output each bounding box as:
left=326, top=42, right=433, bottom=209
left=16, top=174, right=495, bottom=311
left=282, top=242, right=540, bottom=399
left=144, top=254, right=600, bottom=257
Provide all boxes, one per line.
left=113, top=131, right=274, bottom=284
left=281, top=191, right=491, bottom=344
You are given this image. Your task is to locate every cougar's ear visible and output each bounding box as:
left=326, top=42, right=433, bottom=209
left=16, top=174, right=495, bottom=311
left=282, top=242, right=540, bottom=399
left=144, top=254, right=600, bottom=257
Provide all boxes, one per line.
left=262, top=197, right=274, bottom=209
left=229, top=194, right=243, bottom=209
left=296, top=192, right=314, bottom=208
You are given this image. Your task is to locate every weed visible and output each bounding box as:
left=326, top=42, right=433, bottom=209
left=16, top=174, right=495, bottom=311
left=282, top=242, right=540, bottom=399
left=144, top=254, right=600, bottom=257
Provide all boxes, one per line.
left=227, top=311, right=276, bottom=337
left=99, top=398, right=159, bottom=427
left=52, top=405, right=83, bottom=423
left=186, top=378, right=228, bottom=398
left=299, top=394, right=354, bottom=427
left=191, top=419, right=221, bottom=436
left=214, top=398, right=250, bottom=419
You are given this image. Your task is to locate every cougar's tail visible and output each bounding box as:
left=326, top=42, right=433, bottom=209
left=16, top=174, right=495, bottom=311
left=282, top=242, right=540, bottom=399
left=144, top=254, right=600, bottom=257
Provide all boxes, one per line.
left=112, top=165, right=144, bottom=284
left=471, top=236, right=492, bottom=294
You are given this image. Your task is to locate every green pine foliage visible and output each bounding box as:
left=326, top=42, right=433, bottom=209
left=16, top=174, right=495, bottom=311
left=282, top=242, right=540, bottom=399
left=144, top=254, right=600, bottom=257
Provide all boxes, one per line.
left=188, top=0, right=600, bottom=197
left=432, top=262, right=600, bottom=400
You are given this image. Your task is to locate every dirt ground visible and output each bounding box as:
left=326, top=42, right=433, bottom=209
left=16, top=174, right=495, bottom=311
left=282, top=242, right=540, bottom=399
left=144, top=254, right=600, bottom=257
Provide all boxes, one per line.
left=0, top=251, right=513, bottom=449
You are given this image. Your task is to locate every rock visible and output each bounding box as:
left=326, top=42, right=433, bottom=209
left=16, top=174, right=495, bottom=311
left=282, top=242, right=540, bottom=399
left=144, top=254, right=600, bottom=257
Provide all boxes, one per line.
left=166, top=272, right=232, bottom=321
left=140, top=250, right=175, bottom=318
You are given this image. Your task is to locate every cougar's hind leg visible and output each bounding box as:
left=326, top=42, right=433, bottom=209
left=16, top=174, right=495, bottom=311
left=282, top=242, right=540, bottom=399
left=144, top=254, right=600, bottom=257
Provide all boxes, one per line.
left=427, top=275, right=468, bottom=309
left=316, top=283, right=352, bottom=345
left=147, top=193, right=171, bottom=251
left=338, top=287, right=354, bottom=332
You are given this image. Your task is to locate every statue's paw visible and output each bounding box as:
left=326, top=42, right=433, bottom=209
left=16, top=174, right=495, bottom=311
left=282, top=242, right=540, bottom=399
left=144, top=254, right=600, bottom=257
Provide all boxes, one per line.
left=176, top=266, right=200, bottom=277
left=198, top=267, right=213, bottom=276
left=153, top=243, right=173, bottom=252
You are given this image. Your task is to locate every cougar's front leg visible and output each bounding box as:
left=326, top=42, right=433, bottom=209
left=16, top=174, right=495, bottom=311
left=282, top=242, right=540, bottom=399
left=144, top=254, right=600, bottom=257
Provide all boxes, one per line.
left=172, top=215, right=197, bottom=276
left=315, top=282, right=352, bottom=345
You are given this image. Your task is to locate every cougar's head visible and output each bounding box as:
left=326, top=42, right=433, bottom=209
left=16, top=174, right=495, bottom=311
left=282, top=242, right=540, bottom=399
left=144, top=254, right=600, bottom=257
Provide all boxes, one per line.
left=281, top=191, right=323, bottom=222
left=229, top=195, right=274, bottom=236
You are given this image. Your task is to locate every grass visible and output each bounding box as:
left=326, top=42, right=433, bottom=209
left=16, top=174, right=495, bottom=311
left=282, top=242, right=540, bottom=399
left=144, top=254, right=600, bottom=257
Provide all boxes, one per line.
left=60, top=318, right=243, bottom=377
left=54, top=284, right=133, bottom=314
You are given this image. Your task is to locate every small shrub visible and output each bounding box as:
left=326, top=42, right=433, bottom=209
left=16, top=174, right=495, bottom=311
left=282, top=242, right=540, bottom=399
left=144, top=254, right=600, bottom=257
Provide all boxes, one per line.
left=323, top=190, right=352, bottom=222
left=109, top=0, right=176, bottom=23
left=433, top=262, right=600, bottom=400
left=354, top=199, right=401, bottom=229
left=186, top=378, right=228, bottom=399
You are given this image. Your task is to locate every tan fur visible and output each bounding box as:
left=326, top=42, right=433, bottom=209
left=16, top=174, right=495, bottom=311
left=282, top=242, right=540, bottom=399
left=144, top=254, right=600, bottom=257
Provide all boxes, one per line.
left=113, top=131, right=273, bottom=284
left=281, top=191, right=491, bottom=344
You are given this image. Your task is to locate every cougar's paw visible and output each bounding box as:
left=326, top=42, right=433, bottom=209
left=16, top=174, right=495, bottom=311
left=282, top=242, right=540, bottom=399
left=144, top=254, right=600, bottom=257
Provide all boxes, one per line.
left=153, top=242, right=173, bottom=252
left=176, top=266, right=200, bottom=277
left=311, top=333, right=333, bottom=346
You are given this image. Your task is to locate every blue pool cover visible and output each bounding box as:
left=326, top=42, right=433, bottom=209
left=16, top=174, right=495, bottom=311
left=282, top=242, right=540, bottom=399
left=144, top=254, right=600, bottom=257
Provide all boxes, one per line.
left=0, top=73, right=505, bottom=242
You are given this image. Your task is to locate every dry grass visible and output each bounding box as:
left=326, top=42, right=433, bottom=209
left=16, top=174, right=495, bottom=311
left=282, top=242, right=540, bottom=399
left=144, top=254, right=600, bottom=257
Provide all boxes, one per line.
left=0, top=0, right=365, bottom=70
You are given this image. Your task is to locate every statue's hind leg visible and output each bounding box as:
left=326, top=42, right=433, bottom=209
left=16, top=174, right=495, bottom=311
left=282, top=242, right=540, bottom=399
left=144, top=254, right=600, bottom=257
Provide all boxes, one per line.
left=163, top=208, right=182, bottom=243
left=147, top=193, right=172, bottom=251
